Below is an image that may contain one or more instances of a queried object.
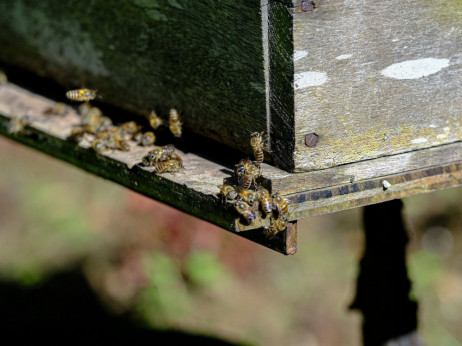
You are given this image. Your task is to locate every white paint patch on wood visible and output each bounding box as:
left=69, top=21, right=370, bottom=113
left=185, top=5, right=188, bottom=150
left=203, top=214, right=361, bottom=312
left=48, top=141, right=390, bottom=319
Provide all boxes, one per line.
left=411, top=137, right=428, bottom=144
left=294, top=72, right=328, bottom=90
left=336, top=54, right=352, bottom=60
left=381, top=58, right=450, bottom=80
left=294, top=50, right=308, bottom=61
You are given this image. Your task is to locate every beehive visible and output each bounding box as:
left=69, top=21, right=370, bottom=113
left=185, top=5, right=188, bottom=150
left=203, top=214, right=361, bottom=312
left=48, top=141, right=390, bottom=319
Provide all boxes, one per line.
left=0, top=0, right=461, bottom=254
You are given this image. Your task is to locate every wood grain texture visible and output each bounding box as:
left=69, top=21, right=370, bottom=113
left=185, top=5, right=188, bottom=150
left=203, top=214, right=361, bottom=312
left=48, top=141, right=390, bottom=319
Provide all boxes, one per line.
left=0, top=83, right=297, bottom=255
left=0, top=0, right=267, bottom=156
left=293, top=0, right=462, bottom=171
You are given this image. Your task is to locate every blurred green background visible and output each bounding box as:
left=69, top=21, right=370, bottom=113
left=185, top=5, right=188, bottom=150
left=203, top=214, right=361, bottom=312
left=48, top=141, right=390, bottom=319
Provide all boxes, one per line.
left=0, top=136, right=461, bottom=345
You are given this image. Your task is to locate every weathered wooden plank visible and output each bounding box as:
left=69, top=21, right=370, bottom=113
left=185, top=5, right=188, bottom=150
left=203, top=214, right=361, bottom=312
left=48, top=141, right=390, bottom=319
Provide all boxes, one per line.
left=262, top=141, right=462, bottom=195
left=1, top=82, right=461, bottom=254
left=293, top=0, right=462, bottom=171
left=0, top=83, right=297, bottom=255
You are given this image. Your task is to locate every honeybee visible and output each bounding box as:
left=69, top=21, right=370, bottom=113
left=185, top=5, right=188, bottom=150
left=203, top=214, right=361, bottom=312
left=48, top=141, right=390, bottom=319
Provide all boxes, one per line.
left=235, top=187, right=257, bottom=206
left=152, top=159, right=183, bottom=173
left=66, top=88, right=97, bottom=102
left=250, top=131, right=268, bottom=163
left=235, top=200, right=258, bottom=225
left=169, top=108, right=182, bottom=137
left=78, top=102, right=92, bottom=116
left=264, top=216, right=288, bottom=238
left=68, top=126, right=86, bottom=142
left=96, top=116, right=113, bottom=132
left=141, top=131, right=156, bottom=146
left=239, top=163, right=261, bottom=189
left=256, top=188, right=274, bottom=217
left=272, top=193, right=289, bottom=216
left=141, top=145, right=179, bottom=166
left=92, top=139, right=106, bottom=153
left=119, top=121, right=141, bottom=136
left=100, top=128, right=129, bottom=151
left=0, top=70, right=7, bottom=85
left=7, top=117, right=29, bottom=135
left=217, top=185, right=238, bottom=203
left=132, top=131, right=143, bottom=143
left=235, top=159, right=252, bottom=176
left=148, top=110, right=164, bottom=130
left=44, top=103, right=70, bottom=116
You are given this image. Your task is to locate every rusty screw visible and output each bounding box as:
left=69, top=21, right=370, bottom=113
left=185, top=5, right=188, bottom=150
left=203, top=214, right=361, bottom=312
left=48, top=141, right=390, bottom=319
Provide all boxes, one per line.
left=300, top=1, right=316, bottom=13
left=305, top=133, right=319, bottom=148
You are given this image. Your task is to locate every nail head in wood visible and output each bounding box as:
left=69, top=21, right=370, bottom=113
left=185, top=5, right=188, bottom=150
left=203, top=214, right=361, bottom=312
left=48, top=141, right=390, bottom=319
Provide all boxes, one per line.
left=305, top=133, right=319, bottom=148
left=300, top=1, right=316, bottom=13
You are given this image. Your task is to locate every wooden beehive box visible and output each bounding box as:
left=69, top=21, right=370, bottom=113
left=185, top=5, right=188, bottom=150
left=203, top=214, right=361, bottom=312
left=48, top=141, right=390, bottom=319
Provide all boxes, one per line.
left=0, top=0, right=461, bottom=254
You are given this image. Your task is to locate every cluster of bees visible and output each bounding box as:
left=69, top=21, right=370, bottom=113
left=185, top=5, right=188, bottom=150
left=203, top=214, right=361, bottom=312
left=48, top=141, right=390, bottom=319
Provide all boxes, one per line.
left=6, top=86, right=184, bottom=174
left=218, top=132, right=289, bottom=238
left=64, top=89, right=183, bottom=165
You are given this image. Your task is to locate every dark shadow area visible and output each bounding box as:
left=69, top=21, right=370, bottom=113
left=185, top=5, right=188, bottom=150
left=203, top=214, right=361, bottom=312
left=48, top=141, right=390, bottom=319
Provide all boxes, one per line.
left=349, top=199, right=419, bottom=346
left=0, top=63, right=246, bottom=169
left=0, top=268, right=242, bottom=345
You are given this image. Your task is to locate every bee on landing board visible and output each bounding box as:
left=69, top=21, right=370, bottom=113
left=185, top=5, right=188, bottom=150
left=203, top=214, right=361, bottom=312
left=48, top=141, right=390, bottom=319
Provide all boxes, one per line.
left=272, top=192, right=289, bottom=217
left=169, top=108, right=182, bottom=138
left=256, top=188, right=274, bottom=217
left=217, top=185, right=238, bottom=203
left=264, top=216, right=288, bottom=238
left=152, top=159, right=183, bottom=174
left=66, top=88, right=97, bottom=102
left=7, top=117, right=30, bottom=135
left=140, top=131, right=156, bottom=146
left=234, top=200, right=258, bottom=225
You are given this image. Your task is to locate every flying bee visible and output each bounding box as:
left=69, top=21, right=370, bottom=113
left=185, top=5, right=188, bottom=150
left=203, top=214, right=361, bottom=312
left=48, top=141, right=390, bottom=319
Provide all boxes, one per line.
left=250, top=131, right=269, bottom=163
left=7, top=117, right=29, bottom=135
left=235, top=187, right=257, bottom=206
left=256, top=188, right=274, bottom=217
left=66, top=88, right=97, bottom=102
left=152, top=159, right=183, bottom=173
left=141, top=131, right=156, bottom=146
left=169, top=108, right=182, bottom=137
left=44, top=102, right=70, bottom=116
left=68, top=126, right=86, bottom=142
left=119, top=121, right=141, bottom=136
left=92, top=139, right=106, bottom=153
left=148, top=110, right=164, bottom=130
left=217, top=185, right=238, bottom=203
left=0, top=70, right=7, bottom=85
left=272, top=192, right=289, bottom=217
left=234, top=200, right=258, bottom=225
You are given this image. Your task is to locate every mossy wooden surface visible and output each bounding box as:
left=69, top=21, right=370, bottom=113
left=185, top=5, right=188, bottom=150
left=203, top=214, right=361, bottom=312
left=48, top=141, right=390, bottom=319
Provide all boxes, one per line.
left=292, top=0, right=462, bottom=171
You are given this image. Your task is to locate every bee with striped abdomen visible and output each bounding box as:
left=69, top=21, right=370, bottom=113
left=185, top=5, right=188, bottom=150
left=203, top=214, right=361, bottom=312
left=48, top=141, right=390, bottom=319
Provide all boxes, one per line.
left=152, top=159, right=183, bottom=173
left=256, top=188, right=274, bottom=217
left=264, top=216, right=288, bottom=238
left=66, top=88, right=97, bottom=102
left=272, top=193, right=289, bottom=217
left=250, top=131, right=268, bottom=163
left=235, top=200, right=258, bottom=225
left=169, top=108, right=182, bottom=138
